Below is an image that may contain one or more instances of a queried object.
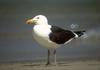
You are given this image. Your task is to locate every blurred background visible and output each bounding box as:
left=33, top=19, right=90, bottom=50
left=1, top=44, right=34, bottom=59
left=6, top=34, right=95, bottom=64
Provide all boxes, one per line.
left=0, top=0, right=100, bottom=63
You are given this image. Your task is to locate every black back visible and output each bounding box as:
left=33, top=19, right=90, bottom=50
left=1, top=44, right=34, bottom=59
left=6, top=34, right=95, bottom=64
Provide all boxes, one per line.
left=49, top=26, right=75, bottom=44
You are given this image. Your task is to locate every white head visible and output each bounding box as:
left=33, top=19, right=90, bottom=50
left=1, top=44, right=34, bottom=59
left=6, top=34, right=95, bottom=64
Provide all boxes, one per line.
left=26, top=15, right=48, bottom=25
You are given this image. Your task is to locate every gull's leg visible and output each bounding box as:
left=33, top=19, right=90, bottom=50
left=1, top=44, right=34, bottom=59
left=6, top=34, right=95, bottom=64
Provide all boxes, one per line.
left=46, top=49, right=51, bottom=65
left=54, top=49, right=57, bottom=65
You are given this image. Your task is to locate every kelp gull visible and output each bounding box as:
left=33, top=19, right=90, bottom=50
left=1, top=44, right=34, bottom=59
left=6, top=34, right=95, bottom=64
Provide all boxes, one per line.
left=26, top=15, right=85, bottom=65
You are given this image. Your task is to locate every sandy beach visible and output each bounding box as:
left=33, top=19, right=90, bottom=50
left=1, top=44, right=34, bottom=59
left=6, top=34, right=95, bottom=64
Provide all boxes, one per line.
left=0, top=60, right=100, bottom=70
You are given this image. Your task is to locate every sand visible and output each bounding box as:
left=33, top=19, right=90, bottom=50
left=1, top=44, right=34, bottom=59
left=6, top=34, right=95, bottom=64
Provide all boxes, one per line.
left=0, top=60, right=100, bottom=70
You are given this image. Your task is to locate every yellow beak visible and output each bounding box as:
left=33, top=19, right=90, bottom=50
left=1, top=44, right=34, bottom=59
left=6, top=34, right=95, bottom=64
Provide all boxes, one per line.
left=26, top=19, right=33, bottom=24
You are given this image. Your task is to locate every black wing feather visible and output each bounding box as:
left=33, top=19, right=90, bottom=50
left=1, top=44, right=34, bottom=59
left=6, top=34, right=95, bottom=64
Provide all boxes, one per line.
left=49, top=26, right=75, bottom=44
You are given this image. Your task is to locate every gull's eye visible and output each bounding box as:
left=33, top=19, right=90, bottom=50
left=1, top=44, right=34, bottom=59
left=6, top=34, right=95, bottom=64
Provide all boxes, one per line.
left=36, top=17, right=39, bottom=19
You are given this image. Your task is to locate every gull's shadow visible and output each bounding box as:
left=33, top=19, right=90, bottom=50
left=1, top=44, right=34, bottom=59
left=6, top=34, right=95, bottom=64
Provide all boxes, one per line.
left=23, top=62, right=72, bottom=67
left=23, top=64, right=41, bottom=66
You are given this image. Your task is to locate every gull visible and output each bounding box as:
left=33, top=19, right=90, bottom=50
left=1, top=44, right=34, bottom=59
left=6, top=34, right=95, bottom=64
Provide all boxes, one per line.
left=26, top=15, right=85, bottom=65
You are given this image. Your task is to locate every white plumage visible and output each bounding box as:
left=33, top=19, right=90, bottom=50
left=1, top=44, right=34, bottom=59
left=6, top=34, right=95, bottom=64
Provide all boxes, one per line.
left=26, top=15, right=85, bottom=65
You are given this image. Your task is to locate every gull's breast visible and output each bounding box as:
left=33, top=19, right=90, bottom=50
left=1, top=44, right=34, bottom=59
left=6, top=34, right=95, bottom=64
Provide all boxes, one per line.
left=33, top=25, right=60, bottom=48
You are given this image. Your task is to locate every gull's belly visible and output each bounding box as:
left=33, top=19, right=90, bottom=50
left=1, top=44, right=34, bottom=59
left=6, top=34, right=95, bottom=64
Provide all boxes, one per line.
left=33, top=31, right=59, bottom=49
